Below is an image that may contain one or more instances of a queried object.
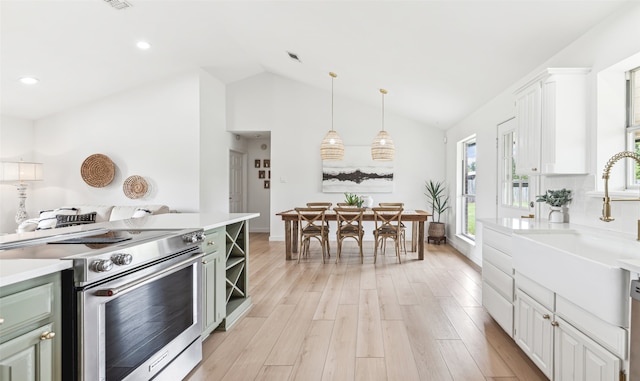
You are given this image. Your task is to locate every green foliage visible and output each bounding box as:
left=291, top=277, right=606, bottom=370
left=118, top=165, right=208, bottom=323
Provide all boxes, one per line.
left=536, top=188, right=572, bottom=207
left=424, top=180, right=450, bottom=222
left=344, top=193, right=363, bottom=207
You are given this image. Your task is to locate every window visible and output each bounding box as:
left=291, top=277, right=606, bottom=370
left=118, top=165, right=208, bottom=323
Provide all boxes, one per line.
left=627, top=66, right=640, bottom=187
left=458, top=135, right=476, bottom=239
left=500, top=128, right=529, bottom=209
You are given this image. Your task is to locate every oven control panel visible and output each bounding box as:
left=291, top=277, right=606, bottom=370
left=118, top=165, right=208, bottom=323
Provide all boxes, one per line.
left=182, top=231, right=206, bottom=244
left=90, top=259, right=114, bottom=273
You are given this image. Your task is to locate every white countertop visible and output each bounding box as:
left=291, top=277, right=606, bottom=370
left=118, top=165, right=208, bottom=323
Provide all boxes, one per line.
left=478, top=217, right=576, bottom=234
left=0, top=212, right=260, bottom=288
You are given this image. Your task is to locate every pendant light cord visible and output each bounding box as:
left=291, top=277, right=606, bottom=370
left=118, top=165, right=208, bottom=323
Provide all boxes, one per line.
left=330, top=72, right=337, bottom=132
left=380, top=88, right=387, bottom=132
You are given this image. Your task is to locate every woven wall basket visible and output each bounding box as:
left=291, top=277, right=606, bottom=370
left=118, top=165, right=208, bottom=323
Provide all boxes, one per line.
left=80, top=154, right=115, bottom=188
left=123, top=175, right=148, bottom=199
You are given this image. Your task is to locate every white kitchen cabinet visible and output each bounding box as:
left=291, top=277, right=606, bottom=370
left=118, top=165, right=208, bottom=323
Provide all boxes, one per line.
left=481, top=226, right=515, bottom=337
left=514, top=68, right=590, bottom=176
left=514, top=289, right=554, bottom=379
left=554, top=316, right=621, bottom=381
left=515, top=276, right=624, bottom=381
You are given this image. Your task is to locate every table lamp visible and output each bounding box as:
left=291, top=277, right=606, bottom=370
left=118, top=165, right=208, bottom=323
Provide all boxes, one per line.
left=0, top=161, right=44, bottom=223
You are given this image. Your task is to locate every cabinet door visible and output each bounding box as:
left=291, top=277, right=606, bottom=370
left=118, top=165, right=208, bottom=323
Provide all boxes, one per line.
left=514, top=290, right=553, bottom=378
left=515, top=81, right=541, bottom=175
left=554, top=317, right=621, bottom=381
left=202, top=251, right=226, bottom=338
left=0, top=323, right=54, bottom=381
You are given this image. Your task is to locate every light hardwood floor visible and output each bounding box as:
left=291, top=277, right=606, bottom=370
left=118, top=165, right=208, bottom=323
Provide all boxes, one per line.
left=185, top=233, right=547, bottom=381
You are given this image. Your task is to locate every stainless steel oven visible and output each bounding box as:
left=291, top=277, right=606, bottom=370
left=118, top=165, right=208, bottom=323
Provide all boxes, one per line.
left=79, top=247, right=202, bottom=381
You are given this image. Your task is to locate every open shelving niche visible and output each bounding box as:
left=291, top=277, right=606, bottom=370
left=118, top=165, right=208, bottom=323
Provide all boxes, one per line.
left=220, top=220, right=251, bottom=330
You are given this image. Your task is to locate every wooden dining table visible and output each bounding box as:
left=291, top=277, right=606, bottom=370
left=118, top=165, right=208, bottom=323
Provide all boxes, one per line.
left=276, top=209, right=432, bottom=260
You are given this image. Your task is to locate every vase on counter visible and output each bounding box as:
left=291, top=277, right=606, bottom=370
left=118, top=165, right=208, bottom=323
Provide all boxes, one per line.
left=548, top=206, right=564, bottom=223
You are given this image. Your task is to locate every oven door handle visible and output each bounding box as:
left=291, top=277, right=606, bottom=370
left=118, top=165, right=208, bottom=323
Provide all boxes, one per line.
left=93, top=253, right=203, bottom=297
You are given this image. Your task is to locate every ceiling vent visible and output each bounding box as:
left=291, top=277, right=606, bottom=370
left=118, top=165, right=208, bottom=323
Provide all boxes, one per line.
left=103, top=0, right=132, bottom=10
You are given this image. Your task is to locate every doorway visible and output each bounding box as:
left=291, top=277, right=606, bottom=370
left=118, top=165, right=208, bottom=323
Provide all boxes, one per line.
left=229, top=150, right=244, bottom=213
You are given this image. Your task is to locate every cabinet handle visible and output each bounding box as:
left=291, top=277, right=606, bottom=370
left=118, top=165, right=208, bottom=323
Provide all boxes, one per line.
left=551, top=321, right=559, bottom=327
left=531, top=168, right=538, bottom=172
left=542, top=314, right=550, bottom=319
left=207, top=241, right=215, bottom=246
left=40, top=331, right=56, bottom=340
left=202, top=260, right=208, bottom=264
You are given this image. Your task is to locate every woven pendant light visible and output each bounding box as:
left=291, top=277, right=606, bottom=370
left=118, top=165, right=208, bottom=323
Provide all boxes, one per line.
left=372, top=88, right=395, bottom=160
left=320, top=72, right=344, bottom=160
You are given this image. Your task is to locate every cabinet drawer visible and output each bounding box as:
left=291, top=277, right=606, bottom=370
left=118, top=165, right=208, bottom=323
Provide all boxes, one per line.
left=483, top=244, right=513, bottom=275
left=482, top=282, right=514, bottom=337
left=484, top=228, right=512, bottom=254
left=0, top=283, right=54, bottom=339
left=203, top=227, right=224, bottom=254
left=482, top=261, right=514, bottom=301
left=515, top=272, right=554, bottom=311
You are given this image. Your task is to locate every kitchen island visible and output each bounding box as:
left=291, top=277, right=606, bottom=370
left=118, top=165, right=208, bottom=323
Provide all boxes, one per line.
left=0, top=212, right=259, bottom=381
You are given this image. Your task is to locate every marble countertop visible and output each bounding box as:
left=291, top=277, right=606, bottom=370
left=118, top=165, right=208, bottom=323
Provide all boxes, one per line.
left=0, top=212, right=260, bottom=288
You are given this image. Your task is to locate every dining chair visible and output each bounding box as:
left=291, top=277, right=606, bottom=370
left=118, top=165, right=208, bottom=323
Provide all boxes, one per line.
left=306, top=202, right=332, bottom=209
left=377, top=203, right=407, bottom=255
left=295, top=207, right=330, bottom=263
left=334, top=207, right=365, bottom=264
left=372, top=206, right=404, bottom=263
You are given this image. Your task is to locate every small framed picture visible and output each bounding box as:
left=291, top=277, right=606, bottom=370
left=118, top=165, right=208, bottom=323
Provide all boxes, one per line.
left=258, top=170, right=265, bottom=179
left=263, top=159, right=270, bottom=168
left=264, top=180, right=270, bottom=189
left=254, top=159, right=261, bottom=168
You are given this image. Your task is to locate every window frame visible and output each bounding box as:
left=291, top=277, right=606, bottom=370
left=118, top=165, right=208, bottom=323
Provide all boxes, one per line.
left=457, top=135, right=476, bottom=241
left=626, top=66, right=640, bottom=188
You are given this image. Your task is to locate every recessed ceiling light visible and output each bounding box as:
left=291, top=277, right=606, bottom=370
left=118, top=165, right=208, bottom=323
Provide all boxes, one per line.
left=19, top=77, right=39, bottom=85
left=136, top=41, right=151, bottom=50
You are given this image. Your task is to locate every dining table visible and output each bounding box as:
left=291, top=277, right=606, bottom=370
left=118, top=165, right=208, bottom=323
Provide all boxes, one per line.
left=276, top=209, right=432, bottom=260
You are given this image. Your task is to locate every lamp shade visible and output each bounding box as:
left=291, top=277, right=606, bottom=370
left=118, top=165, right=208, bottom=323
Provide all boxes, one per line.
left=371, top=131, right=395, bottom=160
left=320, top=130, right=345, bottom=160
left=0, top=161, right=44, bottom=182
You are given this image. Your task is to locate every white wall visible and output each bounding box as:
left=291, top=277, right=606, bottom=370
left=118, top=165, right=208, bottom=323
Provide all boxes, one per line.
left=0, top=70, right=237, bottom=234
left=227, top=73, right=446, bottom=241
left=0, top=115, right=36, bottom=233
left=445, top=2, right=640, bottom=264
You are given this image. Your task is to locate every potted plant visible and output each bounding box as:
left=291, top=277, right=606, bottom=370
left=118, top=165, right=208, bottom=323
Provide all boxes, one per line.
left=536, top=188, right=572, bottom=223
left=424, top=180, right=450, bottom=243
left=344, top=193, right=364, bottom=208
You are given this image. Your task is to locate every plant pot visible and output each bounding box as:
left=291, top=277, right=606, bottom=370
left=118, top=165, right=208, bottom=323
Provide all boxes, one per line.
left=548, top=206, right=564, bottom=223
left=428, top=222, right=446, bottom=244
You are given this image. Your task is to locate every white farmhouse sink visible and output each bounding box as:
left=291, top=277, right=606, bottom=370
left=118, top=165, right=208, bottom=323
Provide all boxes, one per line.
left=512, top=230, right=640, bottom=327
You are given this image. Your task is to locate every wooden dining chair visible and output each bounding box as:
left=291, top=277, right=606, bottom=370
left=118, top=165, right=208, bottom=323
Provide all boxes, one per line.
left=334, top=207, right=365, bottom=264
left=306, top=202, right=332, bottom=209
left=377, top=203, right=407, bottom=255
left=372, top=206, right=404, bottom=263
left=295, top=207, right=330, bottom=263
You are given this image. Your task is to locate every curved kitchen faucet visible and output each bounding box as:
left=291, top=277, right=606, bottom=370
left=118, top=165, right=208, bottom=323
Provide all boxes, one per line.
left=600, top=150, right=640, bottom=240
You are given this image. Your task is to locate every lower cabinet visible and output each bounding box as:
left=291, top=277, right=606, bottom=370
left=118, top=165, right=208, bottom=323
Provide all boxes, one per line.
left=0, top=323, right=55, bottom=381
left=201, top=227, right=226, bottom=338
left=0, top=272, right=60, bottom=381
left=202, top=250, right=225, bottom=339
left=514, top=288, right=622, bottom=381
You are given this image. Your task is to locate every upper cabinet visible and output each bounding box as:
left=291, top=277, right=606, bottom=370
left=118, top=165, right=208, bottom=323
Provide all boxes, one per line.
left=515, top=68, right=590, bottom=176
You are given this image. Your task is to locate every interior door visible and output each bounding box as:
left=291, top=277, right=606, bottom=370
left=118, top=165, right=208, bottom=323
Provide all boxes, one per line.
left=229, top=150, right=244, bottom=213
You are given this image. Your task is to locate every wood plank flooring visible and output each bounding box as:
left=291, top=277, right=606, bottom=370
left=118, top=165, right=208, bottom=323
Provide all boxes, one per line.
left=185, top=233, right=547, bottom=381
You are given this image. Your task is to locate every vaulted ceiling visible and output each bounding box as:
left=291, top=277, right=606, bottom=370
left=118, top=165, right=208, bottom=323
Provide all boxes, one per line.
left=0, top=0, right=630, bottom=128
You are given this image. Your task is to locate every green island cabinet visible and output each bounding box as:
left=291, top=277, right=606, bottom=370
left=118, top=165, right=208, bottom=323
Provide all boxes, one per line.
left=0, top=272, right=61, bottom=381
left=201, top=227, right=226, bottom=339
left=201, top=219, right=251, bottom=334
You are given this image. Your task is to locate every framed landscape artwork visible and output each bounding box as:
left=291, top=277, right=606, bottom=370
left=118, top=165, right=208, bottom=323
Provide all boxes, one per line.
left=322, top=146, right=394, bottom=193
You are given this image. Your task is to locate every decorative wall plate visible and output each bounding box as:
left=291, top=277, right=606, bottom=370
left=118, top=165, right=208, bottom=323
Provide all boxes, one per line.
left=80, top=154, right=115, bottom=188
left=123, top=175, right=148, bottom=199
